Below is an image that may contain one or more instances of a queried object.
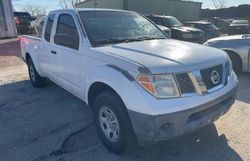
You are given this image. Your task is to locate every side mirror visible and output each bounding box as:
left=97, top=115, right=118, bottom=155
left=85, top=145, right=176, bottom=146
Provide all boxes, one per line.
left=54, top=34, right=78, bottom=49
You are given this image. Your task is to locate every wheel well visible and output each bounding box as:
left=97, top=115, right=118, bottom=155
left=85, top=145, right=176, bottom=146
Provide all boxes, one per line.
left=25, top=53, right=31, bottom=62
left=224, top=50, right=243, bottom=68
left=88, top=82, right=119, bottom=109
left=87, top=82, right=137, bottom=141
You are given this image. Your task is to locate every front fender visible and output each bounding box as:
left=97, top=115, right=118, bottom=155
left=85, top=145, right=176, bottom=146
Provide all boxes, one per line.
left=85, top=65, right=134, bottom=101
left=85, top=65, right=145, bottom=111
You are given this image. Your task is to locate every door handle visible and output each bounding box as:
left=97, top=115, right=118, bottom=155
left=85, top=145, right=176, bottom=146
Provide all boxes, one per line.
left=51, top=51, right=57, bottom=54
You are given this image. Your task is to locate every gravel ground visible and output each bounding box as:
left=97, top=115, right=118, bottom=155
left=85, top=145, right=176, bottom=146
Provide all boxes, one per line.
left=0, top=39, right=249, bottom=161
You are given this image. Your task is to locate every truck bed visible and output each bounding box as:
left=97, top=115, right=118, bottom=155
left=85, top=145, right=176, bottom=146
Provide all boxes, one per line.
left=20, top=35, right=41, bottom=61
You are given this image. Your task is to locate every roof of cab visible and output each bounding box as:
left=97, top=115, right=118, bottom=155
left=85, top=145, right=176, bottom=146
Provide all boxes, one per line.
left=49, top=8, right=133, bottom=14
left=184, top=21, right=212, bottom=25
left=146, top=14, right=175, bottom=19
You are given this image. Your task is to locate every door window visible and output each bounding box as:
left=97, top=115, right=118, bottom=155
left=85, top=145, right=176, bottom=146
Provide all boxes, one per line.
left=55, top=14, right=79, bottom=50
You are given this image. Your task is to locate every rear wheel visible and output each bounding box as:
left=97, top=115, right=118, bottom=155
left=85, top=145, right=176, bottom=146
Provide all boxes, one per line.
left=93, top=90, right=136, bottom=154
left=27, top=58, right=46, bottom=88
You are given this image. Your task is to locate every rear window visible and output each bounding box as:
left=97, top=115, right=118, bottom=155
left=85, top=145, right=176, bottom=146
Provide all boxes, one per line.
left=14, top=12, right=31, bottom=18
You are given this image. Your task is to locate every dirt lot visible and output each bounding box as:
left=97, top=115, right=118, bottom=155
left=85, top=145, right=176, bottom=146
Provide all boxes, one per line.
left=0, top=39, right=250, bottom=161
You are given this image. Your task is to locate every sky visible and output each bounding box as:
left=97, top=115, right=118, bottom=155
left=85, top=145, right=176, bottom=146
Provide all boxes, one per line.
left=12, top=0, right=250, bottom=12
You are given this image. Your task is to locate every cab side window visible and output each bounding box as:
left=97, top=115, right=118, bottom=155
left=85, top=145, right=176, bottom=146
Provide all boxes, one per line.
left=55, top=14, right=79, bottom=50
left=44, top=14, right=55, bottom=42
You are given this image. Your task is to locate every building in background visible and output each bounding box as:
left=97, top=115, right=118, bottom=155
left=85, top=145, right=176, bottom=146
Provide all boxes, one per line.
left=0, top=0, right=17, bottom=39
left=75, top=0, right=202, bottom=21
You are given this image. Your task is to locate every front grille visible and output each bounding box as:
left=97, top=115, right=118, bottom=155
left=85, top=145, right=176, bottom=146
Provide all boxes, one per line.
left=200, top=65, right=223, bottom=90
left=175, top=64, right=227, bottom=96
left=175, top=73, right=196, bottom=94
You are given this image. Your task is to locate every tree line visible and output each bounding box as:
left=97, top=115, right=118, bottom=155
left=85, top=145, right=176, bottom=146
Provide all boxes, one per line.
left=202, top=4, right=250, bottom=18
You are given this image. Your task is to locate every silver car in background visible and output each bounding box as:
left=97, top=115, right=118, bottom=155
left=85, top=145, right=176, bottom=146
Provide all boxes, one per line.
left=204, top=35, right=250, bottom=73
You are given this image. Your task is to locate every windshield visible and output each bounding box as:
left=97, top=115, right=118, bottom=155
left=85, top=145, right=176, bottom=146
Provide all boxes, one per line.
left=79, top=11, right=167, bottom=47
left=196, top=23, right=218, bottom=30
left=205, top=24, right=218, bottom=30
left=161, top=17, right=183, bottom=27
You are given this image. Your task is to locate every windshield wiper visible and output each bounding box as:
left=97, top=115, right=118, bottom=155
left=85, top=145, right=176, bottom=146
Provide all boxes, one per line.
left=96, top=38, right=129, bottom=45
left=94, top=37, right=166, bottom=46
left=135, top=36, right=166, bottom=41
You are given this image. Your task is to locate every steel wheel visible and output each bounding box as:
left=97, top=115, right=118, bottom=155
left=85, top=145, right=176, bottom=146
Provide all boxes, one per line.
left=29, top=63, right=36, bottom=82
left=99, top=106, right=120, bottom=142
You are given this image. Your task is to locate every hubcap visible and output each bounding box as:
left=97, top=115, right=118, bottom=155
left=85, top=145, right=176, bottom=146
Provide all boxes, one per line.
left=29, top=63, right=35, bottom=82
left=99, top=106, right=120, bottom=142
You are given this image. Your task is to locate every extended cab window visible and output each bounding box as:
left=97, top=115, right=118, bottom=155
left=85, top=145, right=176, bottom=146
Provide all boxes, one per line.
left=44, top=14, right=55, bottom=42
left=55, top=14, right=79, bottom=50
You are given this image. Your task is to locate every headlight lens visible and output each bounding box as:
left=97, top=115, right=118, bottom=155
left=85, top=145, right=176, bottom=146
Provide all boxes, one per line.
left=136, top=74, right=180, bottom=99
left=182, top=33, right=193, bottom=39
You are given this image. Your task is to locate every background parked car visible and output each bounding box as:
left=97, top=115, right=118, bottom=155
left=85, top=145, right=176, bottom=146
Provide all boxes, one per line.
left=204, top=34, right=250, bottom=73
left=156, top=25, right=171, bottom=37
left=184, top=21, right=220, bottom=41
left=29, top=15, right=45, bottom=35
left=146, top=15, right=204, bottom=43
left=229, top=20, right=249, bottom=35
left=14, top=12, right=34, bottom=34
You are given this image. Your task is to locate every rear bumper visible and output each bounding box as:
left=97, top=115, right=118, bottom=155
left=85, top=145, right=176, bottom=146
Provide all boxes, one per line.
left=205, top=32, right=220, bottom=40
left=228, top=29, right=249, bottom=35
left=128, top=82, right=238, bottom=141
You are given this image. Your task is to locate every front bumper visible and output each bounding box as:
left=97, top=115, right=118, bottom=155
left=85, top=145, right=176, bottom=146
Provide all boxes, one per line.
left=128, top=82, right=238, bottom=141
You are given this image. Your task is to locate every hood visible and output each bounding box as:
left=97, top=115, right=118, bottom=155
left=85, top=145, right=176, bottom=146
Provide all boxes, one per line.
left=205, top=35, right=246, bottom=43
left=95, top=39, right=227, bottom=74
left=171, top=26, right=202, bottom=32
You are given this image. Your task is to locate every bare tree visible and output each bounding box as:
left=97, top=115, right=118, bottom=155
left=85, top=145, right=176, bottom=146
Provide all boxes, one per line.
left=212, top=0, right=227, bottom=9
left=60, top=0, right=81, bottom=9
left=23, top=4, right=47, bottom=16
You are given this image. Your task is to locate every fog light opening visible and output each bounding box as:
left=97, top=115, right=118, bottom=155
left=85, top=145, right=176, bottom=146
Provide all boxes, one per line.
left=161, top=122, right=171, bottom=131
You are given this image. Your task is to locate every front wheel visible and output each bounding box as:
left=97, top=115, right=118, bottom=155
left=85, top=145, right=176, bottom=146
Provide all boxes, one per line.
left=93, top=90, right=136, bottom=154
left=27, top=58, right=46, bottom=88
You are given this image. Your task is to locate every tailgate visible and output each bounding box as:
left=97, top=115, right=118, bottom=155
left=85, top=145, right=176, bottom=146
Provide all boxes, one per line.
left=19, top=18, right=31, bottom=26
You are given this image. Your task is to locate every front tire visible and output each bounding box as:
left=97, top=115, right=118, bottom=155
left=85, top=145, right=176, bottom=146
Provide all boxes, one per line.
left=93, top=90, right=136, bottom=154
left=27, top=58, right=46, bottom=88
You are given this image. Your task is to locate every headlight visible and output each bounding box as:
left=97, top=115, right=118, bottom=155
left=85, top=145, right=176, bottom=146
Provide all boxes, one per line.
left=182, top=33, right=193, bottom=39
left=136, top=74, right=180, bottom=99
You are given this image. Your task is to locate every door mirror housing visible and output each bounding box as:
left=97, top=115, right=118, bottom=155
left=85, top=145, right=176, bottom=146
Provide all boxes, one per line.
left=54, top=34, right=78, bottom=50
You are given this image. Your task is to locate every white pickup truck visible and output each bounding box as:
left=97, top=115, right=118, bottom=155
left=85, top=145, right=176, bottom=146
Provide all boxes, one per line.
left=20, top=9, right=238, bottom=154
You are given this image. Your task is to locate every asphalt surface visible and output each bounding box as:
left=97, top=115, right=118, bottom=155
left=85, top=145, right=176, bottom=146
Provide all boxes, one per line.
left=0, top=39, right=250, bottom=161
